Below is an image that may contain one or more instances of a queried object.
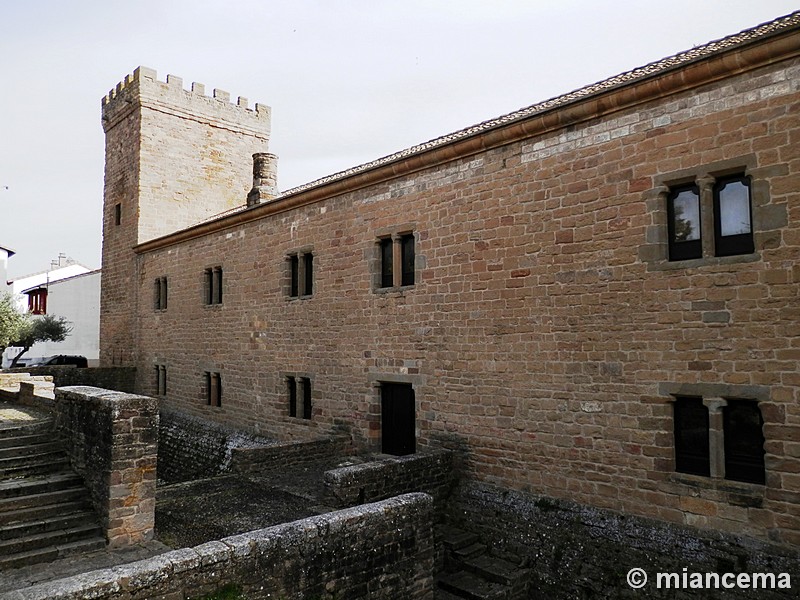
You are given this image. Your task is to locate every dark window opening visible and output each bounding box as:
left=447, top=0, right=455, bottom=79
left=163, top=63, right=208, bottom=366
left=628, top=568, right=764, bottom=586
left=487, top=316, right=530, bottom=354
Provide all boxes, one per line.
left=155, top=365, right=167, bottom=396
left=667, top=184, right=702, bottom=261
left=303, top=253, right=314, bottom=296
left=287, top=376, right=297, bottom=417
left=289, top=255, right=299, bottom=297
left=302, top=377, right=312, bottom=420
left=380, top=238, right=393, bottom=288
left=381, top=382, right=416, bottom=456
left=723, top=400, right=765, bottom=484
left=114, top=203, right=121, bottom=226
left=713, top=174, right=754, bottom=257
left=204, top=267, right=223, bottom=305
left=154, top=277, right=168, bottom=310
left=401, top=234, right=415, bottom=286
left=206, top=371, right=221, bottom=407
left=674, top=396, right=710, bottom=476
left=288, top=252, right=313, bottom=297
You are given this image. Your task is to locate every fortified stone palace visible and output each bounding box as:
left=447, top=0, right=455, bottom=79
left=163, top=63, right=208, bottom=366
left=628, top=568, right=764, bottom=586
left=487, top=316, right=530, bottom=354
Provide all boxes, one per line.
left=100, top=12, right=799, bottom=552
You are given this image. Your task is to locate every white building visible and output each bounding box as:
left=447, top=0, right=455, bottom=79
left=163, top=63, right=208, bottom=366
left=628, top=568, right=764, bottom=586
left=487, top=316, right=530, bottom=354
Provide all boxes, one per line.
left=2, top=256, right=99, bottom=368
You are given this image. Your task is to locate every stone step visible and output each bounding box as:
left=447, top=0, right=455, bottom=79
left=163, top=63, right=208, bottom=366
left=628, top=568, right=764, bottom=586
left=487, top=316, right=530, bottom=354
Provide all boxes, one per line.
left=453, top=542, right=487, bottom=561
left=438, top=571, right=510, bottom=600
left=441, top=527, right=480, bottom=551
left=0, top=433, right=54, bottom=449
left=437, top=589, right=468, bottom=600
left=0, top=419, right=53, bottom=439
left=0, top=536, right=106, bottom=570
left=0, top=441, right=65, bottom=460
left=464, top=553, right=529, bottom=588
left=0, top=473, right=83, bottom=500
left=0, top=421, right=53, bottom=439
left=0, top=511, right=99, bottom=542
left=0, top=448, right=67, bottom=468
left=0, top=522, right=103, bottom=557
left=0, top=487, right=89, bottom=514
left=0, top=499, right=92, bottom=526
left=0, top=457, right=71, bottom=480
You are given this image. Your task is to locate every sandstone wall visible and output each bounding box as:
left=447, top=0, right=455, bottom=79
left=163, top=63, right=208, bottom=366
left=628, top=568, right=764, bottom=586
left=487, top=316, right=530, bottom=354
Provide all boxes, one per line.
left=129, top=47, right=800, bottom=545
left=53, top=386, right=158, bottom=547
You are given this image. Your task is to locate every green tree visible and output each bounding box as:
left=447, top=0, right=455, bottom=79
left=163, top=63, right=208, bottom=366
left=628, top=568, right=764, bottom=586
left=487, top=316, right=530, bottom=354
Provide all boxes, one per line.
left=9, top=314, right=73, bottom=367
left=0, top=293, right=28, bottom=359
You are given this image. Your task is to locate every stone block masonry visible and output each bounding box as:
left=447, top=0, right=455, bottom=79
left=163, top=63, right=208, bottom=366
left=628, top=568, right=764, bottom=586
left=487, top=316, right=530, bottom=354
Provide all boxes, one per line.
left=53, top=386, right=158, bottom=548
left=4, top=493, right=435, bottom=600
left=324, top=449, right=454, bottom=512
left=106, top=15, right=800, bottom=550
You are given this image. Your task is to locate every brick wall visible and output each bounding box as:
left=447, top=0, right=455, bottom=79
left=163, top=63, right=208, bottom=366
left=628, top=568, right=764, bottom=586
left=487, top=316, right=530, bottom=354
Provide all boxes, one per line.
left=449, top=482, right=799, bottom=599
left=324, top=449, right=454, bottom=511
left=111, top=26, right=799, bottom=545
left=7, top=493, right=435, bottom=600
left=53, top=386, right=158, bottom=548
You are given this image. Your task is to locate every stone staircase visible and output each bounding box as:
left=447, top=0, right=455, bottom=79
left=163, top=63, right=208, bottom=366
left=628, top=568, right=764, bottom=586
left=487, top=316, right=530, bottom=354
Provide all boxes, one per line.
left=0, top=418, right=105, bottom=569
left=437, top=526, right=530, bottom=600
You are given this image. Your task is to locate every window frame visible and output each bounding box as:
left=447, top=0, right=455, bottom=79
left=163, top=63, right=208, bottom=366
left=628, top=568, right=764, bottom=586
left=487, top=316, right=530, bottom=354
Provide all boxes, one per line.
left=287, top=251, right=314, bottom=298
left=204, top=267, right=223, bottom=306
left=712, top=174, right=754, bottom=257
left=666, top=183, right=702, bottom=261
left=376, top=230, right=416, bottom=291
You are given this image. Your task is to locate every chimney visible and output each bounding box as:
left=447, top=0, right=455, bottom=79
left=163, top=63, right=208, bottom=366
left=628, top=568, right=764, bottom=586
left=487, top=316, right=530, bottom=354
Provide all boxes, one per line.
left=247, top=153, right=278, bottom=207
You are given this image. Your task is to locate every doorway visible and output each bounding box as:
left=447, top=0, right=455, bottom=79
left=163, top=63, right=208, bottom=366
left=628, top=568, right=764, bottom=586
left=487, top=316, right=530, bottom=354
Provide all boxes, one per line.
left=381, top=382, right=416, bottom=455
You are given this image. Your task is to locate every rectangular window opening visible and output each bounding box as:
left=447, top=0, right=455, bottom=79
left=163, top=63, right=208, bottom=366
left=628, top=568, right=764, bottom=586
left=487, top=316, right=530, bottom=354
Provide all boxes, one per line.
left=204, top=267, right=223, bottom=305
left=302, top=377, right=312, bottom=420
left=713, top=174, right=754, bottom=257
left=723, top=400, right=765, bottom=485
left=380, top=238, right=393, bottom=288
left=401, top=233, right=415, bottom=286
left=206, top=371, right=221, bottom=407
left=303, top=253, right=313, bottom=296
left=673, top=396, right=710, bottom=477
left=667, top=185, right=702, bottom=261
left=289, top=255, right=299, bottom=297
left=114, top=203, right=121, bottom=226
left=287, top=376, right=297, bottom=417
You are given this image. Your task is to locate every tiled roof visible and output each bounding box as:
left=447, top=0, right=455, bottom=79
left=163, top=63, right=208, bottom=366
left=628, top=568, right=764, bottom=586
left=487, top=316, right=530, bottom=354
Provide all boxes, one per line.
left=197, top=10, right=800, bottom=227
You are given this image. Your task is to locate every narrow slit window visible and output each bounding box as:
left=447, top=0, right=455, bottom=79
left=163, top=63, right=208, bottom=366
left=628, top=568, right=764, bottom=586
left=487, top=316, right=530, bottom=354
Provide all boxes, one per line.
left=380, top=238, right=394, bottom=288
left=401, top=234, right=415, bottom=286
left=290, top=255, right=299, bottom=297
left=288, top=376, right=297, bottom=417
left=303, top=253, right=313, bottom=295
left=302, top=377, right=312, bottom=420
left=206, top=371, right=222, bottom=407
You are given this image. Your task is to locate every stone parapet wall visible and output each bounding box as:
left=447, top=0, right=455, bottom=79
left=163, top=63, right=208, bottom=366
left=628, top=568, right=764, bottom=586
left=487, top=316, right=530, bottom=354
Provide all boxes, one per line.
left=158, top=408, right=277, bottom=483
left=4, top=493, right=435, bottom=600
left=54, top=386, right=158, bottom=548
left=449, top=482, right=799, bottom=600
left=230, top=434, right=353, bottom=475
left=5, top=366, right=136, bottom=393
left=324, top=449, right=454, bottom=511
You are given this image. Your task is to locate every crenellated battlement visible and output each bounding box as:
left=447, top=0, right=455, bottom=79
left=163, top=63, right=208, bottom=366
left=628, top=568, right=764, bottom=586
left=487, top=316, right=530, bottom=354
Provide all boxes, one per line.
left=101, top=66, right=270, bottom=133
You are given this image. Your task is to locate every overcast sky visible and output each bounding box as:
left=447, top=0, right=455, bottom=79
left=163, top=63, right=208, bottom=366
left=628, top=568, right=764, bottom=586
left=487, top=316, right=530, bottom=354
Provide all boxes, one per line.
left=1, top=1, right=797, bottom=279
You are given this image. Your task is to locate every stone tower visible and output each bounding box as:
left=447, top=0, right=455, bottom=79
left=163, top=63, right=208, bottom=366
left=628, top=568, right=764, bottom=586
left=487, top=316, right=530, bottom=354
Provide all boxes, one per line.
left=99, top=66, right=272, bottom=366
